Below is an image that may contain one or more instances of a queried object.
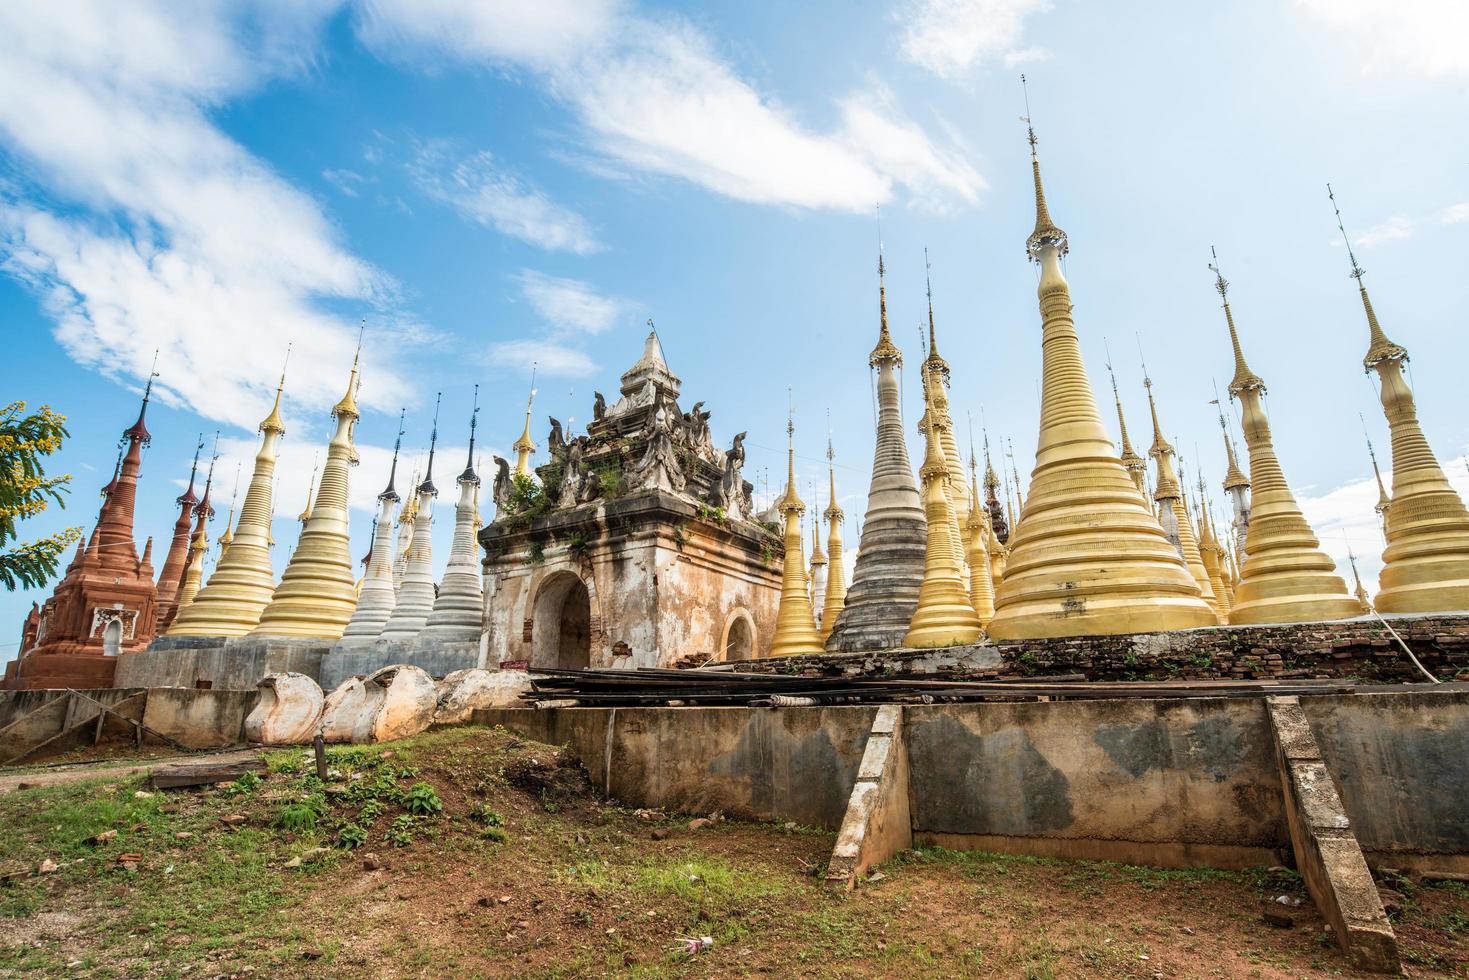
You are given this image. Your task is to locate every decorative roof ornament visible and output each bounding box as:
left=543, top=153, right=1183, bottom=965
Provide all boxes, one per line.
left=460, top=384, right=481, bottom=486
left=260, top=345, right=290, bottom=435
left=1210, top=247, right=1265, bottom=396
left=122, top=349, right=160, bottom=448
left=381, top=408, right=406, bottom=503
left=1021, top=75, right=1067, bottom=260
left=419, top=392, right=442, bottom=498
left=1214, top=380, right=1249, bottom=492
left=869, top=219, right=902, bottom=367
left=923, top=248, right=949, bottom=383
left=1327, top=184, right=1409, bottom=369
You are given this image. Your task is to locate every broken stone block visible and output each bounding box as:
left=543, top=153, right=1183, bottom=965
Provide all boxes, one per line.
left=319, top=675, right=374, bottom=744
left=242, top=672, right=324, bottom=746
left=433, top=668, right=533, bottom=726
left=363, top=665, right=437, bottom=743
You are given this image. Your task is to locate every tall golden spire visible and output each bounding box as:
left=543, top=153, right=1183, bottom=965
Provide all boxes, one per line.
left=1364, top=427, right=1390, bottom=535
left=252, top=347, right=364, bottom=639
left=1331, top=184, right=1469, bottom=613
left=987, top=96, right=1213, bottom=639
left=512, top=364, right=538, bottom=478
left=1143, top=373, right=1220, bottom=619
left=904, top=371, right=981, bottom=646
left=1214, top=385, right=1251, bottom=560
left=169, top=350, right=291, bottom=636
left=966, top=453, right=996, bottom=626
left=216, top=463, right=241, bottom=563
left=1104, top=346, right=1147, bottom=497
left=297, top=454, right=319, bottom=526
left=869, top=240, right=901, bottom=367
left=770, top=404, right=824, bottom=657
left=819, top=431, right=848, bottom=640
left=1194, top=472, right=1232, bottom=618
left=1209, top=249, right=1357, bottom=624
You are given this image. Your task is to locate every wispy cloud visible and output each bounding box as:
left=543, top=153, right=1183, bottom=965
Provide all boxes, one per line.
left=487, top=338, right=596, bottom=378
left=897, top=0, right=1053, bottom=78
left=322, top=167, right=371, bottom=198
left=357, top=1, right=984, bottom=212
left=518, top=270, right=624, bottom=334
left=0, top=2, right=414, bottom=433
left=408, top=143, right=603, bottom=254
left=1441, top=202, right=1469, bottom=225
left=1330, top=200, right=1469, bottom=250
left=1296, top=0, right=1469, bottom=78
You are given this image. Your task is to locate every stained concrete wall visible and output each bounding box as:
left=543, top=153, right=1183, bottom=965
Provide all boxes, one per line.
left=480, top=706, right=876, bottom=827
left=318, top=638, right=484, bottom=692
left=479, top=693, right=1468, bottom=871
left=1304, top=691, right=1469, bottom=872
left=905, top=699, right=1288, bottom=867
left=117, top=636, right=328, bottom=691
left=141, top=688, right=257, bottom=749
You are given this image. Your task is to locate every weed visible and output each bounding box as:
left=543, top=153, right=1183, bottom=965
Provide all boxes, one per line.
left=471, top=803, right=504, bottom=827
left=480, top=826, right=508, bottom=843
left=276, top=795, right=327, bottom=833
left=226, top=771, right=262, bottom=795
left=335, top=823, right=368, bottom=850
left=404, top=783, right=442, bottom=816
left=387, top=815, right=416, bottom=847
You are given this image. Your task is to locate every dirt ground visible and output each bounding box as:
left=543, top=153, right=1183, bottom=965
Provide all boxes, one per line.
left=0, top=726, right=1464, bottom=978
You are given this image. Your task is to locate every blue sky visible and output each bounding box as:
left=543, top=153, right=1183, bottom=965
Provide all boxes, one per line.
left=3, top=0, right=1468, bottom=665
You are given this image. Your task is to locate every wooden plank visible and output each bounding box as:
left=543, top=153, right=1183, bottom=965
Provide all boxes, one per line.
left=149, top=757, right=265, bottom=790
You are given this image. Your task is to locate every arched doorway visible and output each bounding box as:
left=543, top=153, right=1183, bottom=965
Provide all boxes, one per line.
left=102, top=619, right=123, bottom=657
left=531, top=572, right=592, bottom=669
left=721, top=609, right=756, bottom=662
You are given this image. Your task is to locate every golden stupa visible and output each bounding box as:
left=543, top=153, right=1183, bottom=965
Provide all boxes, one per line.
left=922, top=270, right=972, bottom=570
left=512, top=371, right=537, bottom=478
left=769, top=415, right=825, bottom=658
left=1106, top=361, right=1148, bottom=498
left=1210, top=251, right=1359, bottom=624
left=965, top=460, right=997, bottom=627
left=808, top=508, right=827, bottom=625
left=904, top=366, right=982, bottom=647
left=167, top=364, right=289, bottom=637
left=1217, top=405, right=1251, bottom=559
left=818, top=441, right=848, bottom=641
left=1331, top=192, right=1469, bottom=613
left=251, top=354, right=363, bottom=638
left=1144, top=377, right=1220, bottom=619
left=986, top=124, right=1214, bottom=640
left=1197, top=494, right=1232, bottom=618
left=1366, top=434, right=1391, bottom=537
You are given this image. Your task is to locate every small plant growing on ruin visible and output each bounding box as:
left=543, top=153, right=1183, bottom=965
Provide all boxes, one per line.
left=523, top=541, right=545, bottom=565
left=404, top=783, right=443, bottom=816
left=225, top=771, right=261, bottom=795
left=276, top=794, right=326, bottom=833
left=695, top=502, right=727, bottom=526
left=387, top=814, right=416, bottom=847
left=335, top=823, right=368, bottom=850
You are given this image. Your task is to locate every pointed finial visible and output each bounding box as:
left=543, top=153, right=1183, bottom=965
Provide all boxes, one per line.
left=922, top=248, right=949, bottom=382
left=1209, top=246, right=1265, bottom=396
left=1361, top=412, right=1390, bottom=515
left=1213, top=379, right=1249, bottom=491
left=379, top=408, right=406, bottom=502
left=870, top=229, right=900, bottom=367
left=1329, top=184, right=1408, bottom=369
left=461, top=385, right=481, bottom=484
left=299, top=452, right=318, bottom=524
left=420, top=392, right=442, bottom=496
left=260, top=345, right=291, bottom=434
left=1021, top=75, right=1067, bottom=259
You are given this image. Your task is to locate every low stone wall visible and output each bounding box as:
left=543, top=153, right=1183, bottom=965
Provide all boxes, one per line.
left=141, top=688, right=258, bottom=750
left=730, top=613, right=1469, bottom=684
left=318, top=638, right=485, bottom=691
left=481, top=690, right=1469, bottom=872
left=117, top=636, right=330, bottom=691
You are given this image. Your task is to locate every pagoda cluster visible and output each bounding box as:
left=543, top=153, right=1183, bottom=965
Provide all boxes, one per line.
left=6, top=351, right=489, bottom=690
left=768, top=125, right=1469, bottom=656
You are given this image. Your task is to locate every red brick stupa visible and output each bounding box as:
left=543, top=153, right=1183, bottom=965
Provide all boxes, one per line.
left=3, top=377, right=163, bottom=690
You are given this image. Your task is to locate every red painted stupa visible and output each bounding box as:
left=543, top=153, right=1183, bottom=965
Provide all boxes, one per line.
left=3, top=377, right=163, bottom=690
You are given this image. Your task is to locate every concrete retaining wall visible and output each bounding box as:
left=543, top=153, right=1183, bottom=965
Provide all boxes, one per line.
left=482, top=691, right=1469, bottom=871
left=117, top=636, right=329, bottom=691
left=318, top=638, right=484, bottom=691
left=141, top=688, right=258, bottom=749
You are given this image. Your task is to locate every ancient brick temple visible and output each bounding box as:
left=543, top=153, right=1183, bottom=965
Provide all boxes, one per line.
left=4, top=384, right=161, bottom=690
left=481, top=329, right=781, bottom=668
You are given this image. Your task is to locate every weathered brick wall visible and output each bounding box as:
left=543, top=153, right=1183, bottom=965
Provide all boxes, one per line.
left=729, top=614, right=1469, bottom=683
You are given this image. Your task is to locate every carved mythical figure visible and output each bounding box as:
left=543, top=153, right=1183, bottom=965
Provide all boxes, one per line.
left=630, top=396, right=686, bottom=493
left=557, top=438, right=587, bottom=509
left=593, top=391, right=606, bottom=421
left=712, top=431, right=749, bottom=519
left=684, top=401, right=713, bottom=456
left=491, top=456, right=512, bottom=514
left=547, top=417, right=565, bottom=456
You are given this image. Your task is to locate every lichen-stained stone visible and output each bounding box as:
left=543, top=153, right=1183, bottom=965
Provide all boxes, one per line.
left=319, top=675, right=373, bottom=743
left=433, top=668, right=532, bottom=725
left=243, top=672, right=323, bottom=745
left=363, top=664, right=437, bottom=742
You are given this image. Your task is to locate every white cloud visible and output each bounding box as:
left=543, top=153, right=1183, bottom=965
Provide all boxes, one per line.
left=322, top=168, right=371, bottom=198
left=0, top=1, right=414, bottom=433
left=357, top=2, right=983, bottom=212
left=1352, top=214, right=1416, bottom=247
left=897, top=0, right=1053, bottom=78
left=1296, top=0, right=1469, bottom=78
left=488, top=338, right=596, bottom=377
left=837, top=83, right=984, bottom=212
left=518, top=270, right=624, bottom=334
left=1441, top=202, right=1469, bottom=225
left=408, top=144, right=603, bottom=254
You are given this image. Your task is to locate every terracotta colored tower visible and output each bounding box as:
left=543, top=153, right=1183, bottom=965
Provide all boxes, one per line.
left=154, top=436, right=203, bottom=625
left=986, top=120, right=1214, bottom=640
left=5, top=374, right=163, bottom=689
